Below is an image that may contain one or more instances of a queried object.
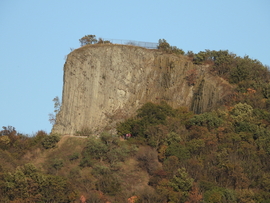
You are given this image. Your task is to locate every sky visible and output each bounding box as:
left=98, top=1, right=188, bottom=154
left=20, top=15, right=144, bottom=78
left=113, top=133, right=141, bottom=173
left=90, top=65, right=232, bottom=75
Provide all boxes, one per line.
left=0, top=0, right=269, bottom=135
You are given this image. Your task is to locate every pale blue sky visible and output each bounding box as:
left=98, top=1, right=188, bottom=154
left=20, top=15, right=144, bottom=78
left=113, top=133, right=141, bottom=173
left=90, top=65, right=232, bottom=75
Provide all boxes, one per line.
left=0, top=0, right=269, bottom=135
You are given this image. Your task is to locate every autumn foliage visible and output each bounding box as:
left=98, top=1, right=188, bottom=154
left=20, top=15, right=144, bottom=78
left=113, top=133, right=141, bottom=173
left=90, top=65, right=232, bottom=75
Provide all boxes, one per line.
left=1, top=48, right=270, bottom=202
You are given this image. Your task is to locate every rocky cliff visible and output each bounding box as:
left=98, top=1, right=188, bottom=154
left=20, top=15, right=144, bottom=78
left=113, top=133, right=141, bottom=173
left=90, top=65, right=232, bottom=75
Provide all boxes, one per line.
left=52, top=44, right=232, bottom=135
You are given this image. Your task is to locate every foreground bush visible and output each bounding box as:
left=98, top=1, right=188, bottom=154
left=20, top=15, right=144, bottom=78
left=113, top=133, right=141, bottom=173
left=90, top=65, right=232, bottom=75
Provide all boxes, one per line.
left=42, top=134, right=60, bottom=149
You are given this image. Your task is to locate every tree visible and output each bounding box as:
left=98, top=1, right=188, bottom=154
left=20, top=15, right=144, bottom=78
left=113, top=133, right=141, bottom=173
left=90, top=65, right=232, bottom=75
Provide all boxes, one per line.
left=136, top=146, right=160, bottom=175
left=2, top=164, right=75, bottom=202
left=79, top=35, right=97, bottom=46
left=49, top=96, right=61, bottom=125
left=0, top=126, right=18, bottom=148
left=42, top=134, right=60, bottom=149
left=203, top=189, right=223, bottom=203
left=0, top=126, right=16, bottom=136
left=52, top=158, right=64, bottom=174
left=146, top=124, right=168, bottom=149
left=165, top=142, right=190, bottom=161
left=230, top=102, right=253, bottom=122
left=81, top=137, right=108, bottom=162
left=0, top=136, right=11, bottom=151
left=116, top=102, right=175, bottom=138
left=158, top=39, right=170, bottom=51
left=186, top=182, right=203, bottom=203
left=188, top=112, right=223, bottom=130
left=157, top=39, right=184, bottom=55
left=168, top=168, right=194, bottom=201
left=137, top=102, right=174, bottom=126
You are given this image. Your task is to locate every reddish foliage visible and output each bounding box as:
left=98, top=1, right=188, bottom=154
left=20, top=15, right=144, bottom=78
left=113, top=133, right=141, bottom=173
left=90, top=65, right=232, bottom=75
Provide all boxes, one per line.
left=185, top=182, right=203, bottom=203
left=80, top=195, right=86, bottom=203
left=246, top=88, right=256, bottom=94
left=128, top=195, right=138, bottom=203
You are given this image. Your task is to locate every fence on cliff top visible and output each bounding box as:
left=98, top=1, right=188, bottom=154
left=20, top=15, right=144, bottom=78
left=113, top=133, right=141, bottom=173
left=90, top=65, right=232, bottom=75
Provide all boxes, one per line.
left=99, top=38, right=158, bottom=49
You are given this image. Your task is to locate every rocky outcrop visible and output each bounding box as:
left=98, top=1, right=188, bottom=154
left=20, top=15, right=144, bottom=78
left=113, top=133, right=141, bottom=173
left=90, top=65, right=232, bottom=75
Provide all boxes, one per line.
left=52, top=44, right=232, bottom=135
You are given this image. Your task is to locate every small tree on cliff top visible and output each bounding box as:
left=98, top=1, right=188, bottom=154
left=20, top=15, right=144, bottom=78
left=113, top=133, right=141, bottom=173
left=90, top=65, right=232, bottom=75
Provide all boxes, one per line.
left=158, top=39, right=185, bottom=55
left=158, top=39, right=170, bottom=52
left=79, top=35, right=97, bottom=46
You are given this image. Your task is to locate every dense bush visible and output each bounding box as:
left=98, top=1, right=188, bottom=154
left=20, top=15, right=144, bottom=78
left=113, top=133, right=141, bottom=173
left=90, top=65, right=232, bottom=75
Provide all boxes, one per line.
left=115, top=94, right=270, bottom=202
left=80, top=133, right=137, bottom=168
left=117, top=102, right=178, bottom=139
left=42, top=134, right=60, bottom=149
left=188, top=111, right=223, bottom=130
left=68, top=152, right=80, bottom=161
left=0, top=164, right=75, bottom=202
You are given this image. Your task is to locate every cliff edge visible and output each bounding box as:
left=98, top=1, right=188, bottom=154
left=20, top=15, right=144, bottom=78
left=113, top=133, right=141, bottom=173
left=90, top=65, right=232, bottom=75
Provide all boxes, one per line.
left=52, top=44, right=232, bottom=135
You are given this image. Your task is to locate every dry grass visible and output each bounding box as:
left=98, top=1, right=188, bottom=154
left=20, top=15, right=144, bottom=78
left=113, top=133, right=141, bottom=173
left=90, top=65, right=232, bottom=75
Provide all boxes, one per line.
left=118, top=157, right=150, bottom=197
left=24, top=136, right=88, bottom=173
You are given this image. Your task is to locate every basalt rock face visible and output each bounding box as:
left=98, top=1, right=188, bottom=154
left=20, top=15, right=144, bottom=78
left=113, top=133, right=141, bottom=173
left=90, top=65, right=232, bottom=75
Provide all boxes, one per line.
left=52, top=44, right=232, bottom=135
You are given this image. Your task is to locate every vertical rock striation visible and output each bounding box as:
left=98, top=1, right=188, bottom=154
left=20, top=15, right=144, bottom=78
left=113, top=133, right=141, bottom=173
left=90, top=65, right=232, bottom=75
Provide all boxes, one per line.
left=52, top=44, right=232, bottom=135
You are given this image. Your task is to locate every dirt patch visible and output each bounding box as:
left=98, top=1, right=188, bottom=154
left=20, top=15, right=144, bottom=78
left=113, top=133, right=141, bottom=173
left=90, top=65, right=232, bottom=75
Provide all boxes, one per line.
left=120, top=158, right=150, bottom=195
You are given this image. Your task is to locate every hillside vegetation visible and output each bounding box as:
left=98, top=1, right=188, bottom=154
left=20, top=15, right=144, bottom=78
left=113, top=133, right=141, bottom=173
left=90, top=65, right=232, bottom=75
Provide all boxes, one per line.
left=1, top=43, right=270, bottom=202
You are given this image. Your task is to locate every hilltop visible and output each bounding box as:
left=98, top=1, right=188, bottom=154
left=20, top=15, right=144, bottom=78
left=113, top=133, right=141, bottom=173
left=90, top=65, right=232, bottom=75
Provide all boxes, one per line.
left=1, top=40, right=270, bottom=202
left=52, top=43, right=232, bottom=136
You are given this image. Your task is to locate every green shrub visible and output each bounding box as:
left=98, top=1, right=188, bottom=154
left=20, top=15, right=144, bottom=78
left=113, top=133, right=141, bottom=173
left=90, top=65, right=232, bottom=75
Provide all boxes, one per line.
left=52, top=158, right=64, bottom=171
left=42, top=134, right=60, bottom=149
left=117, top=102, right=177, bottom=139
left=80, top=133, right=137, bottom=167
left=81, top=137, right=108, bottom=162
left=203, top=187, right=237, bottom=203
left=188, top=112, right=223, bottom=130
left=116, top=118, right=137, bottom=136
left=203, top=189, right=223, bottom=203
left=79, top=154, right=94, bottom=167
left=169, top=168, right=194, bottom=192
left=230, top=103, right=253, bottom=122
left=68, top=152, right=80, bottom=161
left=2, top=164, right=75, bottom=202
left=30, top=130, right=48, bottom=146
left=165, top=142, right=190, bottom=161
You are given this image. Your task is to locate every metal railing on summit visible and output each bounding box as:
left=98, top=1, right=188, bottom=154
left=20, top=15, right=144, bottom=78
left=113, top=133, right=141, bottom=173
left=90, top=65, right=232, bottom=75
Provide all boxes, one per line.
left=99, top=38, right=158, bottom=49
